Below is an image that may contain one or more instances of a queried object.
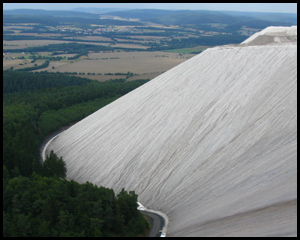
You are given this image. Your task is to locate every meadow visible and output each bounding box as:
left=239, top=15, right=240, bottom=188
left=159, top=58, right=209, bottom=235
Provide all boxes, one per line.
left=46, top=51, right=193, bottom=75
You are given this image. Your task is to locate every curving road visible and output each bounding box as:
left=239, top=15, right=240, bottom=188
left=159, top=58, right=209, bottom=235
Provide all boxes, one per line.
left=140, top=210, right=164, bottom=237
left=40, top=125, right=73, bottom=162
left=137, top=202, right=168, bottom=237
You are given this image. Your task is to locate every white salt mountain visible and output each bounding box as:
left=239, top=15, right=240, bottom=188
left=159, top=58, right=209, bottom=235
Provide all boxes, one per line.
left=45, top=26, right=297, bottom=237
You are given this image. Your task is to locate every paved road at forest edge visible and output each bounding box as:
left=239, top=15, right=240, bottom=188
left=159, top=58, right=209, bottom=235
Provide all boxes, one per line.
left=140, top=210, right=164, bottom=237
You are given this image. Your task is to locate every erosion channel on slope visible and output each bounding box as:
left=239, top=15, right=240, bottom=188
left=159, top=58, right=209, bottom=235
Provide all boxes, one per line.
left=40, top=128, right=169, bottom=237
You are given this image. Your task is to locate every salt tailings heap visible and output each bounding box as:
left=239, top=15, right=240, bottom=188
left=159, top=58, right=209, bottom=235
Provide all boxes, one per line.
left=45, top=26, right=297, bottom=237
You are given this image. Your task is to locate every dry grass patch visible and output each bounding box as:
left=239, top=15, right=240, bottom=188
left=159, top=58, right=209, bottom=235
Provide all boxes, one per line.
left=64, top=36, right=113, bottom=42
left=41, top=51, right=194, bottom=75
left=112, top=43, right=150, bottom=49
left=45, top=54, right=190, bottom=75
left=3, top=59, right=24, bottom=70
left=3, top=59, right=45, bottom=70
left=3, top=40, right=73, bottom=49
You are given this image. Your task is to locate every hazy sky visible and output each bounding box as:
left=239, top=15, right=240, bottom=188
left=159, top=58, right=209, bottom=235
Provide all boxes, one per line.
left=3, top=3, right=297, bottom=14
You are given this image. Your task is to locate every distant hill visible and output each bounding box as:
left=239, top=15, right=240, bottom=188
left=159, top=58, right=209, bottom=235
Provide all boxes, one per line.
left=4, top=8, right=296, bottom=28
left=3, top=9, right=99, bottom=18
left=105, top=9, right=237, bottom=24
left=71, top=7, right=130, bottom=14
left=103, top=9, right=297, bottom=28
left=220, top=10, right=297, bottom=24
left=3, top=9, right=144, bottom=26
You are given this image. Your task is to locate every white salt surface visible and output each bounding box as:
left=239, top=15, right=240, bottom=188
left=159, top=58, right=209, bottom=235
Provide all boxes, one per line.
left=46, top=27, right=297, bottom=237
left=241, top=26, right=297, bottom=45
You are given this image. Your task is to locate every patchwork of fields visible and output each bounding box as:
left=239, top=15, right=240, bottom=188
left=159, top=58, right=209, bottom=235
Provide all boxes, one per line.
left=3, top=19, right=218, bottom=81
left=3, top=34, right=197, bottom=81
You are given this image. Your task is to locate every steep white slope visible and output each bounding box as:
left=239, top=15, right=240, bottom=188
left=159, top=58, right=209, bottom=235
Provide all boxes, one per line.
left=45, top=27, right=297, bottom=237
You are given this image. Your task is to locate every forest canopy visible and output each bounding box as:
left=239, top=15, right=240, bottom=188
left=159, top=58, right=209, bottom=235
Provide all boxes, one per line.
left=3, top=70, right=149, bottom=237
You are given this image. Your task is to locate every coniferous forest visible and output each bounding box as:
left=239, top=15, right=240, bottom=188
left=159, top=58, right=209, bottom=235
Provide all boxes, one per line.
left=3, top=70, right=150, bottom=237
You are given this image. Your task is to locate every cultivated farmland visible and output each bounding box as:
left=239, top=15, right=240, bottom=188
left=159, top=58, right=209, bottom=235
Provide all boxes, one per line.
left=3, top=40, right=74, bottom=49
left=35, top=51, right=195, bottom=81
